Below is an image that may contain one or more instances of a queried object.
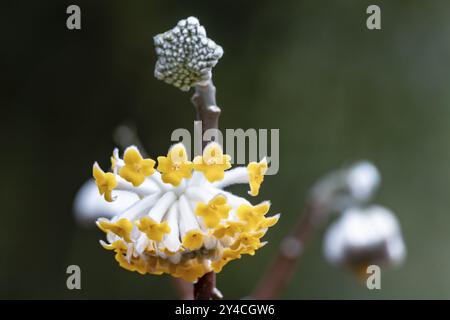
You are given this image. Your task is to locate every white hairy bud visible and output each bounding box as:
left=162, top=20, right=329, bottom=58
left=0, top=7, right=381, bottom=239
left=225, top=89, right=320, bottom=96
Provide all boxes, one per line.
left=153, top=16, right=224, bottom=91
left=311, top=161, right=381, bottom=212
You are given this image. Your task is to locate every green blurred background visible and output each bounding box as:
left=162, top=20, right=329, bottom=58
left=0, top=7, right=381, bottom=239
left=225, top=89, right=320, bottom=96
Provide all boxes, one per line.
left=2, top=0, right=450, bottom=299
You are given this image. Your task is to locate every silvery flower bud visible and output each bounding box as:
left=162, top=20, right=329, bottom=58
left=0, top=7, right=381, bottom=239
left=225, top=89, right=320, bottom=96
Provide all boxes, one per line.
left=153, top=16, right=224, bottom=91
left=311, top=161, right=381, bottom=212
left=323, top=205, right=406, bottom=272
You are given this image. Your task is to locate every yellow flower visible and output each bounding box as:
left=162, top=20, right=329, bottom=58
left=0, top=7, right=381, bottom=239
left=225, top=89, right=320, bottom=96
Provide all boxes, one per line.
left=111, top=156, right=117, bottom=171
left=182, top=229, right=204, bottom=250
left=147, top=256, right=166, bottom=275
left=136, top=216, right=171, bottom=242
left=119, top=146, right=155, bottom=187
left=111, top=153, right=117, bottom=171
left=239, top=241, right=267, bottom=256
left=247, top=158, right=268, bottom=196
left=231, top=232, right=260, bottom=249
left=100, top=240, right=127, bottom=252
left=163, top=247, right=184, bottom=256
left=211, top=248, right=242, bottom=273
left=157, top=143, right=193, bottom=186
left=97, top=218, right=134, bottom=242
left=258, top=215, right=280, bottom=229
left=236, top=202, right=271, bottom=231
left=173, top=260, right=209, bottom=282
left=92, top=162, right=117, bottom=202
left=229, top=231, right=266, bottom=255
left=115, top=253, right=148, bottom=275
left=212, top=221, right=245, bottom=238
left=193, top=142, right=231, bottom=182
left=195, top=194, right=232, bottom=228
left=101, top=240, right=149, bottom=274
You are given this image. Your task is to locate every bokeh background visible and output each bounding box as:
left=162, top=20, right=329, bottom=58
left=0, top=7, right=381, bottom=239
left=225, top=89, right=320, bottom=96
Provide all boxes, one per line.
left=3, top=0, right=450, bottom=299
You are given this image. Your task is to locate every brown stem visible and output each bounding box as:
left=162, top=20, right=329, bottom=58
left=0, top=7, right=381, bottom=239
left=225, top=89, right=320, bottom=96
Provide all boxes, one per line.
left=251, top=200, right=326, bottom=300
left=191, top=80, right=221, bottom=147
left=190, top=79, right=221, bottom=300
left=194, top=271, right=216, bottom=300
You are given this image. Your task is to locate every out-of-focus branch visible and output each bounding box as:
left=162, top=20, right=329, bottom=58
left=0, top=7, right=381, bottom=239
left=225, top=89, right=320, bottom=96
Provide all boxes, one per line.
left=191, top=79, right=221, bottom=300
left=113, top=123, right=148, bottom=157
left=172, top=279, right=194, bottom=300
left=251, top=200, right=326, bottom=299
left=251, top=162, right=381, bottom=299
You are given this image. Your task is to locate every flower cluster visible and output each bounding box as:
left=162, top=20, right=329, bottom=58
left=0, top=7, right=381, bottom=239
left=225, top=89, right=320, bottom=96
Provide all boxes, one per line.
left=316, top=161, right=406, bottom=273
left=324, top=206, right=406, bottom=272
left=153, top=16, right=224, bottom=91
left=93, top=142, right=278, bottom=282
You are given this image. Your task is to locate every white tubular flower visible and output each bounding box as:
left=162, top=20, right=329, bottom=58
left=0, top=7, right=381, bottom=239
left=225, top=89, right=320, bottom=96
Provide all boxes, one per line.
left=93, top=142, right=279, bottom=282
left=311, top=161, right=381, bottom=212
left=153, top=16, right=224, bottom=91
left=323, top=205, right=406, bottom=272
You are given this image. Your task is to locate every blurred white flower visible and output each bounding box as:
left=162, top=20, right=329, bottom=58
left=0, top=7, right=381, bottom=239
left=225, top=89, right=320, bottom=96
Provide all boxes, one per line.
left=323, top=205, right=406, bottom=271
left=346, top=162, right=380, bottom=200
left=312, top=161, right=381, bottom=212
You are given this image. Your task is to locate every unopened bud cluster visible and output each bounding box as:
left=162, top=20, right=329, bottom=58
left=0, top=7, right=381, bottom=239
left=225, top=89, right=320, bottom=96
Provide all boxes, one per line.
left=153, top=17, right=223, bottom=91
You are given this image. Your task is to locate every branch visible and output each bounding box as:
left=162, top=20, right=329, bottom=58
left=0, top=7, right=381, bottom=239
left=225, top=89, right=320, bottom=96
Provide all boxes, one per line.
left=191, top=80, right=221, bottom=146
left=191, top=79, right=222, bottom=300
left=193, top=271, right=216, bottom=300
left=251, top=200, right=326, bottom=299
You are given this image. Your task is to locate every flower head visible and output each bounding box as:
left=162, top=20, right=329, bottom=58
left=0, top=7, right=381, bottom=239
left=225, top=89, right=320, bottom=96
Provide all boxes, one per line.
left=93, top=143, right=279, bottom=282
left=153, top=16, right=224, bottom=91
left=323, top=205, right=406, bottom=273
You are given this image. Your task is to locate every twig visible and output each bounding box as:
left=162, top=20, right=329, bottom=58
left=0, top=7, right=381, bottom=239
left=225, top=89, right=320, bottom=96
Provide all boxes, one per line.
left=191, top=80, right=221, bottom=147
left=190, top=79, right=221, bottom=300
left=251, top=200, right=326, bottom=299
left=194, top=271, right=216, bottom=300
